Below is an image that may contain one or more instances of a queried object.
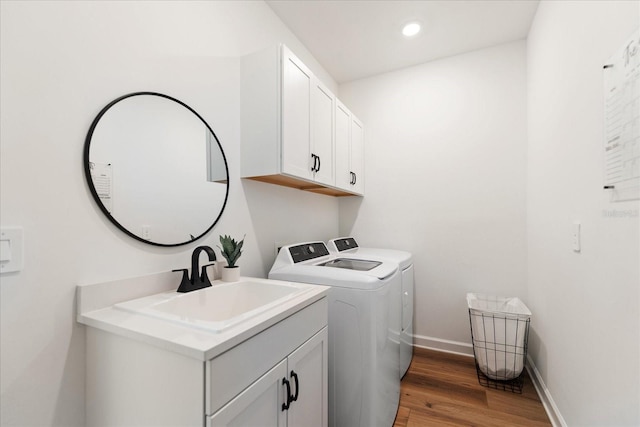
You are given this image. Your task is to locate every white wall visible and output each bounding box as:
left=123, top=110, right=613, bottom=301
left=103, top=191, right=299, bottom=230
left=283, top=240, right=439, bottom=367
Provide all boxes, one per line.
left=339, top=41, right=528, bottom=352
left=0, top=2, right=339, bottom=426
left=527, top=1, right=639, bottom=425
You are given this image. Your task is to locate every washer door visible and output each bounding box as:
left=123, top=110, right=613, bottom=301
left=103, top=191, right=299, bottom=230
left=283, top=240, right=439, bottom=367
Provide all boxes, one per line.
left=319, top=258, right=381, bottom=271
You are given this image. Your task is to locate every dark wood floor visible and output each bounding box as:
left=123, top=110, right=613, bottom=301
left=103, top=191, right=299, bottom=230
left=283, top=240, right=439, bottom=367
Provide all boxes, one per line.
left=394, top=348, right=552, bottom=427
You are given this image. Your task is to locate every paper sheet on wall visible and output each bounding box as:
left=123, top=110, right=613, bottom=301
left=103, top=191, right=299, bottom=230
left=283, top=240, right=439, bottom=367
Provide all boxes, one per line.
left=604, top=29, right=640, bottom=193
left=89, top=162, right=113, bottom=213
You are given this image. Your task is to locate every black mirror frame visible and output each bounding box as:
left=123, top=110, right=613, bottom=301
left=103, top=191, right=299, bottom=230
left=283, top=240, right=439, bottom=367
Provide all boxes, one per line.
left=83, top=91, right=230, bottom=247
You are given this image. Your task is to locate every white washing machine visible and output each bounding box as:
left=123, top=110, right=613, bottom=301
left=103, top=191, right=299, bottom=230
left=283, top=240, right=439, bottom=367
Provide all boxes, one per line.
left=269, top=241, right=401, bottom=427
left=327, top=237, right=414, bottom=378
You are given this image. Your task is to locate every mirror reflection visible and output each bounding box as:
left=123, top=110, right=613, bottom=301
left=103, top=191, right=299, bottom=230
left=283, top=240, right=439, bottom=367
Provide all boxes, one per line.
left=84, top=92, right=229, bottom=247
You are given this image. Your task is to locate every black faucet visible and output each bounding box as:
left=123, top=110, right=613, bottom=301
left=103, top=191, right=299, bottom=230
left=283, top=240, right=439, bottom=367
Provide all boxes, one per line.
left=173, top=246, right=217, bottom=293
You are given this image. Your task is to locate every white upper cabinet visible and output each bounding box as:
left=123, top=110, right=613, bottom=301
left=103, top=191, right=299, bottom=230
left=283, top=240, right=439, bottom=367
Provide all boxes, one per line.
left=350, top=116, right=365, bottom=195
left=334, top=100, right=365, bottom=196
left=241, top=44, right=361, bottom=197
left=281, top=48, right=335, bottom=186
left=282, top=48, right=313, bottom=181
left=335, top=101, right=351, bottom=190
left=310, top=79, right=335, bottom=187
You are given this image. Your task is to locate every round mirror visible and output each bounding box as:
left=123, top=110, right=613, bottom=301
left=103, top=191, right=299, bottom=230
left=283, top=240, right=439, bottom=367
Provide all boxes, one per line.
left=84, top=92, right=229, bottom=247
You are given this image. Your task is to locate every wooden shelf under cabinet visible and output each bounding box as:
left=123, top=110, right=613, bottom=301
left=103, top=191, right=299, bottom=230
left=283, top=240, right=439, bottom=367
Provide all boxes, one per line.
left=245, top=175, right=356, bottom=197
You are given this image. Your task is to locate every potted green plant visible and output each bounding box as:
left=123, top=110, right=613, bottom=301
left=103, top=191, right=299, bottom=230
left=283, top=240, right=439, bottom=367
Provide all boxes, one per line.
left=218, top=234, right=244, bottom=282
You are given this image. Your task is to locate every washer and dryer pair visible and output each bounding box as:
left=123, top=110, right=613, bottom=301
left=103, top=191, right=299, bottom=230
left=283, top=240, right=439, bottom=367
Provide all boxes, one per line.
left=269, top=238, right=414, bottom=427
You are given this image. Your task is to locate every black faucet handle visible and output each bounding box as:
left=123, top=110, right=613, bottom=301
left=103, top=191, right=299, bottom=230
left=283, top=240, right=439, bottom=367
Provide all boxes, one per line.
left=172, top=268, right=189, bottom=278
left=200, top=262, right=216, bottom=286
left=173, top=269, right=192, bottom=293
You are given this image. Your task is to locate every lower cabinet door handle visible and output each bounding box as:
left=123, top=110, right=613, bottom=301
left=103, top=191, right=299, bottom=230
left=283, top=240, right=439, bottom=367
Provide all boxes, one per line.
left=282, top=377, right=292, bottom=411
left=290, top=370, right=299, bottom=402
left=353, top=172, right=357, bottom=185
left=316, top=156, right=321, bottom=173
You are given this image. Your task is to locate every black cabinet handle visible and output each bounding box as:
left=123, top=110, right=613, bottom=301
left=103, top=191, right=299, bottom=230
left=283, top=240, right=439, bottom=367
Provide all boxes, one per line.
left=350, top=171, right=357, bottom=185
left=290, top=370, right=299, bottom=402
left=282, top=377, right=292, bottom=411
left=311, top=154, right=320, bottom=172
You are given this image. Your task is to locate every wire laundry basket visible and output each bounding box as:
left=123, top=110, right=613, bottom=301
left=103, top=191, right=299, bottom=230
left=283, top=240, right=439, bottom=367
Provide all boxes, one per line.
left=467, top=293, right=531, bottom=393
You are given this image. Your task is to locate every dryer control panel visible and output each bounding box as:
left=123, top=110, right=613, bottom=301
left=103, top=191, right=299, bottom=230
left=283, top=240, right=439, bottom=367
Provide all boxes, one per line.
left=289, top=242, right=329, bottom=263
left=333, top=237, right=359, bottom=252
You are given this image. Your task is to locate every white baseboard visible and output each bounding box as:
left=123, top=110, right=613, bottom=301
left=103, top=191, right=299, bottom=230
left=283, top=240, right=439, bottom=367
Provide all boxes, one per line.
left=411, top=334, right=566, bottom=426
left=525, top=355, right=567, bottom=427
left=412, top=334, right=474, bottom=357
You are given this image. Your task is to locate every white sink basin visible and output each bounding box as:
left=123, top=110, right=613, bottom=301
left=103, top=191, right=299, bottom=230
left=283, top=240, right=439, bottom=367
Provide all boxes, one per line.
left=114, top=279, right=314, bottom=332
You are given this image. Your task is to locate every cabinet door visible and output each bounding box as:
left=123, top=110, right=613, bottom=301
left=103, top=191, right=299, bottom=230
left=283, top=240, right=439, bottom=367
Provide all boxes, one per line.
left=208, top=359, right=288, bottom=427
left=282, top=46, right=313, bottom=181
left=286, top=327, right=328, bottom=427
left=334, top=101, right=352, bottom=190
left=311, top=80, right=335, bottom=186
left=350, top=116, right=365, bottom=195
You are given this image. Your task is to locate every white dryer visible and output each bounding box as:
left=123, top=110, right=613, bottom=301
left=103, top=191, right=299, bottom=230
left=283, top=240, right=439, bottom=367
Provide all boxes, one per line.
left=269, top=241, right=401, bottom=427
left=327, top=237, right=414, bottom=378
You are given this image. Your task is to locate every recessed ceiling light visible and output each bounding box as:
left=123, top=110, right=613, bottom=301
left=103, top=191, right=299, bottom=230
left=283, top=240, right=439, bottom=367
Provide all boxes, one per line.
left=402, top=22, right=421, bottom=37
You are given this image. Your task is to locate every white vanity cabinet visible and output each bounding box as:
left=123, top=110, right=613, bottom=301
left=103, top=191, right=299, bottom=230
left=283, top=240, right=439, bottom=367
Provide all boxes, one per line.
left=335, top=100, right=365, bottom=195
left=241, top=44, right=359, bottom=197
left=208, top=328, right=328, bottom=427
left=82, top=286, right=328, bottom=427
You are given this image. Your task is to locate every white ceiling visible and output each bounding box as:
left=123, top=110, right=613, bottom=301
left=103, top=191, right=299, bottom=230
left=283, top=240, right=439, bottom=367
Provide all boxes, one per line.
left=266, top=0, right=540, bottom=83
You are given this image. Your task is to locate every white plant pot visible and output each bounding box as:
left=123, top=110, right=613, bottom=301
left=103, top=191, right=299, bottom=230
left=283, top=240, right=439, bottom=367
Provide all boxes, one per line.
left=221, top=266, right=240, bottom=282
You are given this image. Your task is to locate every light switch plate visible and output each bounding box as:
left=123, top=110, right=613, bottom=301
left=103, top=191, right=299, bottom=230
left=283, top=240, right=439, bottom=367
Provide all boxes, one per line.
left=572, top=222, right=581, bottom=252
left=0, top=240, right=11, bottom=262
left=0, top=227, right=23, bottom=273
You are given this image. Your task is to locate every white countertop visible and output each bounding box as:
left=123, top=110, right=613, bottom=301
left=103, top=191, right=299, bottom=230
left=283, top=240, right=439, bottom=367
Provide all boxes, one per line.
left=77, top=274, right=329, bottom=361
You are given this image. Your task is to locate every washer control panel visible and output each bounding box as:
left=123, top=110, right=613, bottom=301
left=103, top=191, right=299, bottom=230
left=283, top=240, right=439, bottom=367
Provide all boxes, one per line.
left=289, top=242, right=329, bottom=263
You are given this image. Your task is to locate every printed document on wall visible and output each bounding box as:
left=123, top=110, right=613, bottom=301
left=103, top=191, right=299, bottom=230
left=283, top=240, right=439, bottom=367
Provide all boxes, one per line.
left=604, top=29, right=640, bottom=196
left=89, top=162, right=113, bottom=213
